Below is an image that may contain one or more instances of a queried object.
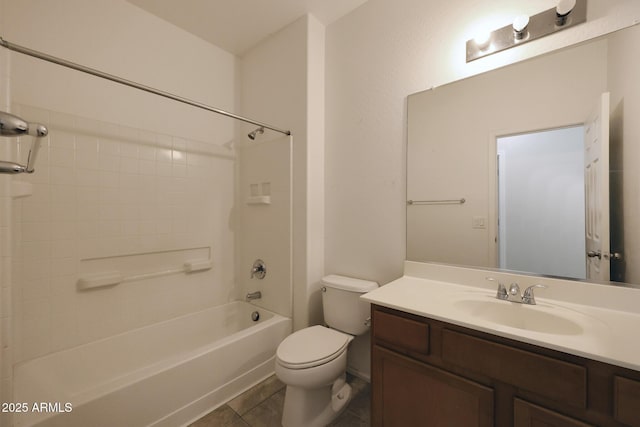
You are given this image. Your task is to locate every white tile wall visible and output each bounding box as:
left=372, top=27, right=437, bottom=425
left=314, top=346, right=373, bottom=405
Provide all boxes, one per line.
left=11, top=104, right=237, bottom=363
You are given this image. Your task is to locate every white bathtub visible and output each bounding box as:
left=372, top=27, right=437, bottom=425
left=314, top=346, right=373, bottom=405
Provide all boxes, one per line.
left=13, top=301, right=291, bottom=427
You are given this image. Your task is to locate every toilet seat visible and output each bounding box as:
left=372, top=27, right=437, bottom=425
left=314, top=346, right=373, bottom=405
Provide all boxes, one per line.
left=277, top=325, right=352, bottom=369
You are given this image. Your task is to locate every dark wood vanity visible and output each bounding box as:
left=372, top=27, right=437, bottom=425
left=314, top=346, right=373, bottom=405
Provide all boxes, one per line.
left=371, top=304, right=640, bottom=426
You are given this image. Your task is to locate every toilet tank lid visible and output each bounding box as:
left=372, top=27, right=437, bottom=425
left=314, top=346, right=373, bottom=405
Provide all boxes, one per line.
left=322, top=275, right=378, bottom=292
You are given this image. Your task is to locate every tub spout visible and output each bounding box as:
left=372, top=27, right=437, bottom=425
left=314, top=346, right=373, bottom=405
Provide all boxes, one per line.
left=246, top=291, right=262, bottom=301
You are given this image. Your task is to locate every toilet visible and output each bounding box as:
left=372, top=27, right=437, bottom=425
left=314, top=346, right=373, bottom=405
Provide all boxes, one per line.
left=275, top=275, right=378, bottom=427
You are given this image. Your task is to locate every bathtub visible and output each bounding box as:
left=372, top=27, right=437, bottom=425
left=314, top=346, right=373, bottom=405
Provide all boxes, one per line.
left=13, top=301, right=291, bottom=427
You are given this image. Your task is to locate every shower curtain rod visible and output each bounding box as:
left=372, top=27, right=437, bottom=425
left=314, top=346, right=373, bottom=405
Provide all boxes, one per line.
left=0, top=37, right=291, bottom=136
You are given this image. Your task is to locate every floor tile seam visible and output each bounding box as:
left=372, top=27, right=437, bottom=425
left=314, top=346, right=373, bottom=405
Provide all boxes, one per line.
left=235, top=387, right=285, bottom=417
left=225, top=403, right=244, bottom=423
left=237, top=414, right=251, bottom=427
left=344, top=407, right=365, bottom=421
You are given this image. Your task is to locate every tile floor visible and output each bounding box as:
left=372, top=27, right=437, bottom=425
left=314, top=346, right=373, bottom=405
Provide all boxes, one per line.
left=189, top=373, right=371, bottom=427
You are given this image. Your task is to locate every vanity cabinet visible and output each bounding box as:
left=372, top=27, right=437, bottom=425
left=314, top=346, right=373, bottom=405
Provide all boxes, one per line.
left=371, top=305, right=640, bottom=427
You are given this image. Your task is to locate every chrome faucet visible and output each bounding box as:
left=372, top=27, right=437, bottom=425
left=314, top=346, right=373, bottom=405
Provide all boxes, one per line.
left=246, top=291, right=262, bottom=301
left=487, top=277, right=547, bottom=305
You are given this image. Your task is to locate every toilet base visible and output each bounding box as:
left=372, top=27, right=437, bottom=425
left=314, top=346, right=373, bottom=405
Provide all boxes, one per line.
left=281, top=375, right=352, bottom=427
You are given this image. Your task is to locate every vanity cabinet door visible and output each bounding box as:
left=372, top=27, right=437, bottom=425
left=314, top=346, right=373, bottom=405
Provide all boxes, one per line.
left=514, top=399, right=594, bottom=427
left=614, top=376, right=640, bottom=426
left=372, top=345, right=493, bottom=427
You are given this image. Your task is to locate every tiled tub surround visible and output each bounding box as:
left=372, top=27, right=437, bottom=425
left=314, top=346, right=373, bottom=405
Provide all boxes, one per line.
left=6, top=103, right=294, bottom=426
left=11, top=103, right=238, bottom=363
left=13, top=302, right=291, bottom=427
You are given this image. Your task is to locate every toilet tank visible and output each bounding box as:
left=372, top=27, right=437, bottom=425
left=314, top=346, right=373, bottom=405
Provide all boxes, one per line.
left=322, top=275, right=378, bottom=336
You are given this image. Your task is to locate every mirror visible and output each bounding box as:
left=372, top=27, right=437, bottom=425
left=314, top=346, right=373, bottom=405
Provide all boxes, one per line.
left=407, top=23, right=640, bottom=287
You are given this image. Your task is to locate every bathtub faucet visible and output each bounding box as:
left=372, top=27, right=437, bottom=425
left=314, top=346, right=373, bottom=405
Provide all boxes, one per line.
left=246, top=291, right=262, bottom=301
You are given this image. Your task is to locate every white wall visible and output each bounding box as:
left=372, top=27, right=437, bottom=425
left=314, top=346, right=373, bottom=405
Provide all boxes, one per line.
left=1, top=0, right=239, bottom=373
left=3, top=0, right=236, bottom=143
left=325, top=0, right=640, bottom=287
left=326, top=0, right=640, bottom=377
left=240, top=15, right=326, bottom=331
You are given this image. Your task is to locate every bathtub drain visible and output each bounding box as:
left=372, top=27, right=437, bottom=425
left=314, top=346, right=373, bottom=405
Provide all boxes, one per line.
left=251, top=311, right=260, bottom=322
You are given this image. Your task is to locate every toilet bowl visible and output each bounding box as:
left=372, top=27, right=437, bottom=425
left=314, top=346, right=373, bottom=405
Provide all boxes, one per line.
left=275, top=275, right=378, bottom=427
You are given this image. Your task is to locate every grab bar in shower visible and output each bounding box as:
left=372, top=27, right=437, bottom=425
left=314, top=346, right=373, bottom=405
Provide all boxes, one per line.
left=77, top=258, right=212, bottom=290
left=0, top=111, right=48, bottom=174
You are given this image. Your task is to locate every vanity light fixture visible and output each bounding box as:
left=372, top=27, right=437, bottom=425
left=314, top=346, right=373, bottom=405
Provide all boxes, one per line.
left=466, top=0, right=586, bottom=62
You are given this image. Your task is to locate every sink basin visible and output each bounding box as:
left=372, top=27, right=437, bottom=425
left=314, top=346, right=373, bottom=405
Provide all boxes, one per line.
left=454, top=298, right=584, bottom=335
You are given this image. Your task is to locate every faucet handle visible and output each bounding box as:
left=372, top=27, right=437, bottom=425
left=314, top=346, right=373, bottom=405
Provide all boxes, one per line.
left=496, top=283, right=508, bottom=300
left=487, top=277, right=508, bottom=300
left=522, top=284, right=547, bottom=305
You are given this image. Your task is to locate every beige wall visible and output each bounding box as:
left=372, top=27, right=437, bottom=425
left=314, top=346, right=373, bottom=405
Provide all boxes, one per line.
left=608, top=24, right=640, bottom=283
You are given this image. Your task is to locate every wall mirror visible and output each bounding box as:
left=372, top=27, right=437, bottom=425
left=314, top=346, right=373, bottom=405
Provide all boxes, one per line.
left=407, top=23, right=640, bottom=287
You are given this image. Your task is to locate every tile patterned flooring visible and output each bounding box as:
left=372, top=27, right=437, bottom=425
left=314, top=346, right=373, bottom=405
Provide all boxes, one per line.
left=189, top=374, right=371, bottom=427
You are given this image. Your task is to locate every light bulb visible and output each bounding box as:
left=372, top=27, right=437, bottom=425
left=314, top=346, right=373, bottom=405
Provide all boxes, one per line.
left=556, top=0, right=576, bottom=25
left=512, top=15, right=530, bottom=40
left=474, top=31, right=491, bottom=49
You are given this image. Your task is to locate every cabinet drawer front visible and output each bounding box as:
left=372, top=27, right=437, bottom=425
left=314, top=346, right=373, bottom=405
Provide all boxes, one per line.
left=614, top=376, right=640, bottom=426
left=442, top=329, right=586, bottom=408
left=373, top=309, right=429, bottom=355
left=373, top=346, right=493, bottom=427
left=514, top=398, right=594, bottom=427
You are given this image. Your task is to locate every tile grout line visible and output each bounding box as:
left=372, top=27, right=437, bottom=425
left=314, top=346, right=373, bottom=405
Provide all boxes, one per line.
left=249, top=384, right=284, bottom=412
left=237, top=387, right=285, bottom=426
left=226, top=404, right=243, bottom=426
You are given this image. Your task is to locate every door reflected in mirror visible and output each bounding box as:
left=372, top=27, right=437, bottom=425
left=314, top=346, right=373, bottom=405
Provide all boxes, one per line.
left=496, top=126, right=586, bottom=280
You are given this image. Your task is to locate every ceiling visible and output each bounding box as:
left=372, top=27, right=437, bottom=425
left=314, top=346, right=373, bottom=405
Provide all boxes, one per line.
left=127, top=0, right=368, bottom=55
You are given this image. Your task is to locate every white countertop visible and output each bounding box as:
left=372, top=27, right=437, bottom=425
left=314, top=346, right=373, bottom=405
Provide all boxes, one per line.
left=362, top=262, right=640, bottom=371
